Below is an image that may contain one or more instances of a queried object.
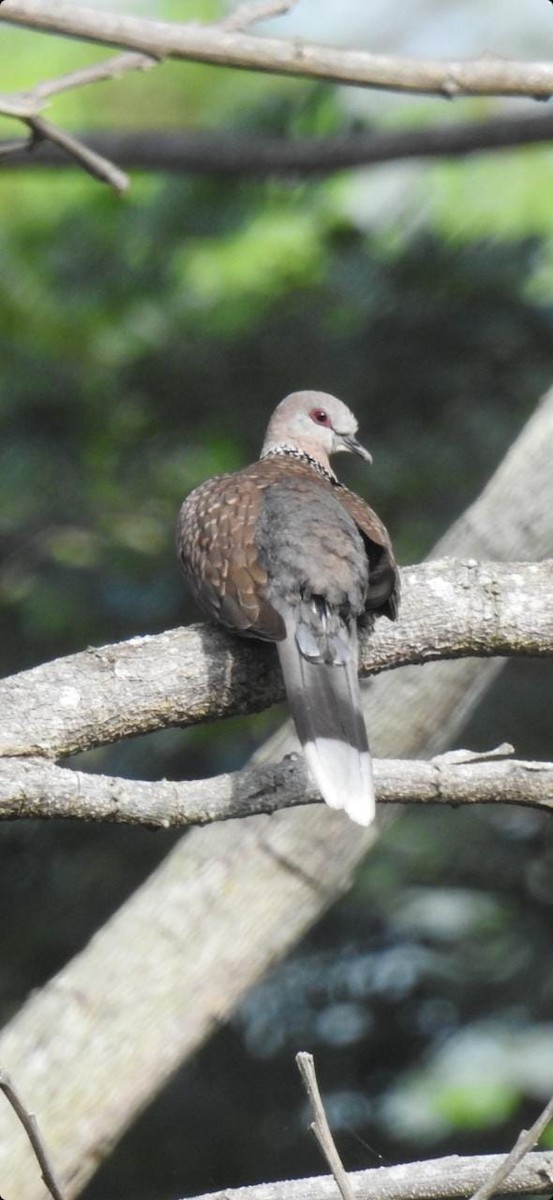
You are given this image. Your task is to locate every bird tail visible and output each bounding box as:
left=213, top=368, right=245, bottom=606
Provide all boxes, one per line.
left=276, top=602, right=375, bottom=826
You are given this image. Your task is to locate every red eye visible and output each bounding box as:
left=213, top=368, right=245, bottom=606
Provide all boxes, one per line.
left=310, top=408, right=331, bottom=427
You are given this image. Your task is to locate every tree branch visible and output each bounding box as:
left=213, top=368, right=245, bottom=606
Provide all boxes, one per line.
left=0, top=50, right=157, bottom=119
left=2, top=1, right=553, bottom=100
left=223, top=0, right=298, bottom=32
left=0, top=51, right=157, bottom=189
left=3, top=107, right=553, bottom=176
left=0, top=1071, right=65, bottom=1200
left=185, top=1151, right=553, bottom=1200
left=0, top=559, right=550, bottom=762
left=296, top=1052, right=356, bottom=1200
left=469, top=1093, right=553, bottom=1200
left=0, top=750, right=551, bottom=827
left=0, top=391, right=551, bottom=1200
left=25, top=114, right=130, bottom=191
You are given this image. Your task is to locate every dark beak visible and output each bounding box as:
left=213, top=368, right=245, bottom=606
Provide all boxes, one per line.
left=338, top=434, right=373, bottom=464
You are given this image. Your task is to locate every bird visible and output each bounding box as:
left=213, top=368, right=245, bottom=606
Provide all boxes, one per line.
left=177, top=390, right=399, bottom=826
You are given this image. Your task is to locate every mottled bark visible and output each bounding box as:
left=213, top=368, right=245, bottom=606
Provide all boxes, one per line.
left=186, top=1151, right=553, bottom=1200
left=0, top=558, right=550, bottom=760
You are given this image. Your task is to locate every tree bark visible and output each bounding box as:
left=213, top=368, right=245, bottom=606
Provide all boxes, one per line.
left=185, top=1150, right=553, bottom=1200
left=0, top=558, right=551, bottom=760
left=0, top=749, right=551, bottom=826
left=0, top=390, right=551, bottom=1199
left=3, top=1, right=553, bottom=100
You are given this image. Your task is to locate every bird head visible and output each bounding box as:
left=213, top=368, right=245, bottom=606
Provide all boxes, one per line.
left=261, top=390, right=372, bottom=473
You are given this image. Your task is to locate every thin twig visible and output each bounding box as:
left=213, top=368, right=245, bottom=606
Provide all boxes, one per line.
left=0, top=1070, right=65, bottom=1200
left=0, top=51, right=159, bottom=121
left=31, top=50, right=159, bottom=101
left=469, top=1093, right=553, bottom=1200
left=0, top=133, right=32, bottom=157
left=296, top=1053, right=356, bottom=1200
left=223, top=0, right=297, bottom=31
left=26, top=115, right=129, bottom=192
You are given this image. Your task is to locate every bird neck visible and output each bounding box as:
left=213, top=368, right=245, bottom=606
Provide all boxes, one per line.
left=260, top=443, right=337, bottom=484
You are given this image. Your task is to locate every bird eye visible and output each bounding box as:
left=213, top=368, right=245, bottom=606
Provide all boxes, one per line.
left=310, top=408, right=331, bottom=427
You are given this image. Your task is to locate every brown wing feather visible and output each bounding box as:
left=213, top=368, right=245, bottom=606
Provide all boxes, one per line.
left=177, top=467, right=286, bottom=641
left=335, top=484, right=400, bottom=621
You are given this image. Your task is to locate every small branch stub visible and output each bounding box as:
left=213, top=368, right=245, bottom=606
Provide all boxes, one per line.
left=0, top=1070, right=65, bottom=1200
left=469, top=1091, right=553, bottom=1200
left=296, top=1052, right=356, bottom=1200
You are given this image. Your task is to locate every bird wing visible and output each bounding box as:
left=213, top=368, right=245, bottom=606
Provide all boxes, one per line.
left=177, top=468, right=286, bottom=642
left=335, top=484, right=400, bottom=621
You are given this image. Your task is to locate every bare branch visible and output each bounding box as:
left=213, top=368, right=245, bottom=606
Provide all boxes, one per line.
left=223, top=0, right=297, bottom=32
left=0, top=50, right=158, bottom=120
left=296, top=1052, right=355, bottom=1200
left=185, top=1151, right=553, bottom=1200
left=0, top=51, right=157, bottom=188
left=2, top=1, right=553, bottom=100
left=3, top=107, right=553, bottom=176
left=0, top=559, right=550, bottom=762
left=0, top=1070, right=65, bottom=1200
left=31, top=50, right=158, bottom=100
left=26, top=115, right=129, bottom=191
left=469, top=1093, right=553, bottom=1200
left=0, top=751, right=551, bottom=827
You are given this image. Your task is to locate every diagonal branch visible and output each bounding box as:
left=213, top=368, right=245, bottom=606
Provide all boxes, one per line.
left=0, top=51, right=158, bottom=189
left=25, top=114, right=129, bottom=190
left=2, top=0, right=553, bottom=99
left=0, top=50, right=157, bottom=120
left=0, top=1071, right=65, bottom=1200
left=296, top=1052, right=356, bottom=1200
left=469, top=1093, right=553, bottom=1200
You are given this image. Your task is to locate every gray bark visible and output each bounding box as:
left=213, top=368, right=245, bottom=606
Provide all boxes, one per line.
left=184, top=1151, right=553, bottom=1200
left=0, top=389, right=552, bottom=1199
left=0, top=558, right=550, bottom=760
left=3, top=1, right=553, bottom=99
left=0, top=749, right=551, bottom=827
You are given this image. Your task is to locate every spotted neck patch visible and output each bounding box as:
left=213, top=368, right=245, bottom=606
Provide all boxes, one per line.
left=261, top=443, right=338, bottom=485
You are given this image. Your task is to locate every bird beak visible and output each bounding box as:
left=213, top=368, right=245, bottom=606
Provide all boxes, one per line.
left=337, top=434, right=373, bottom=464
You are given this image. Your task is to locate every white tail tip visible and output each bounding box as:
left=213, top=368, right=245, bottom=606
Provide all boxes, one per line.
left=303, top=737, right=375, bottom=827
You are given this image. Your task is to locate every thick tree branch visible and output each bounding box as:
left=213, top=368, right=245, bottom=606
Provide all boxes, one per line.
left=3, top=108, right=553, bottom=176
left=2, top=1, right=553, bottom=100
left=0, top=390, right=551, bottom=1200
left=0, top=559, right=550, bottom=762
left=0, top=750, right=551, bottom=826
left=184, top=1151, right=553, bottom=1200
